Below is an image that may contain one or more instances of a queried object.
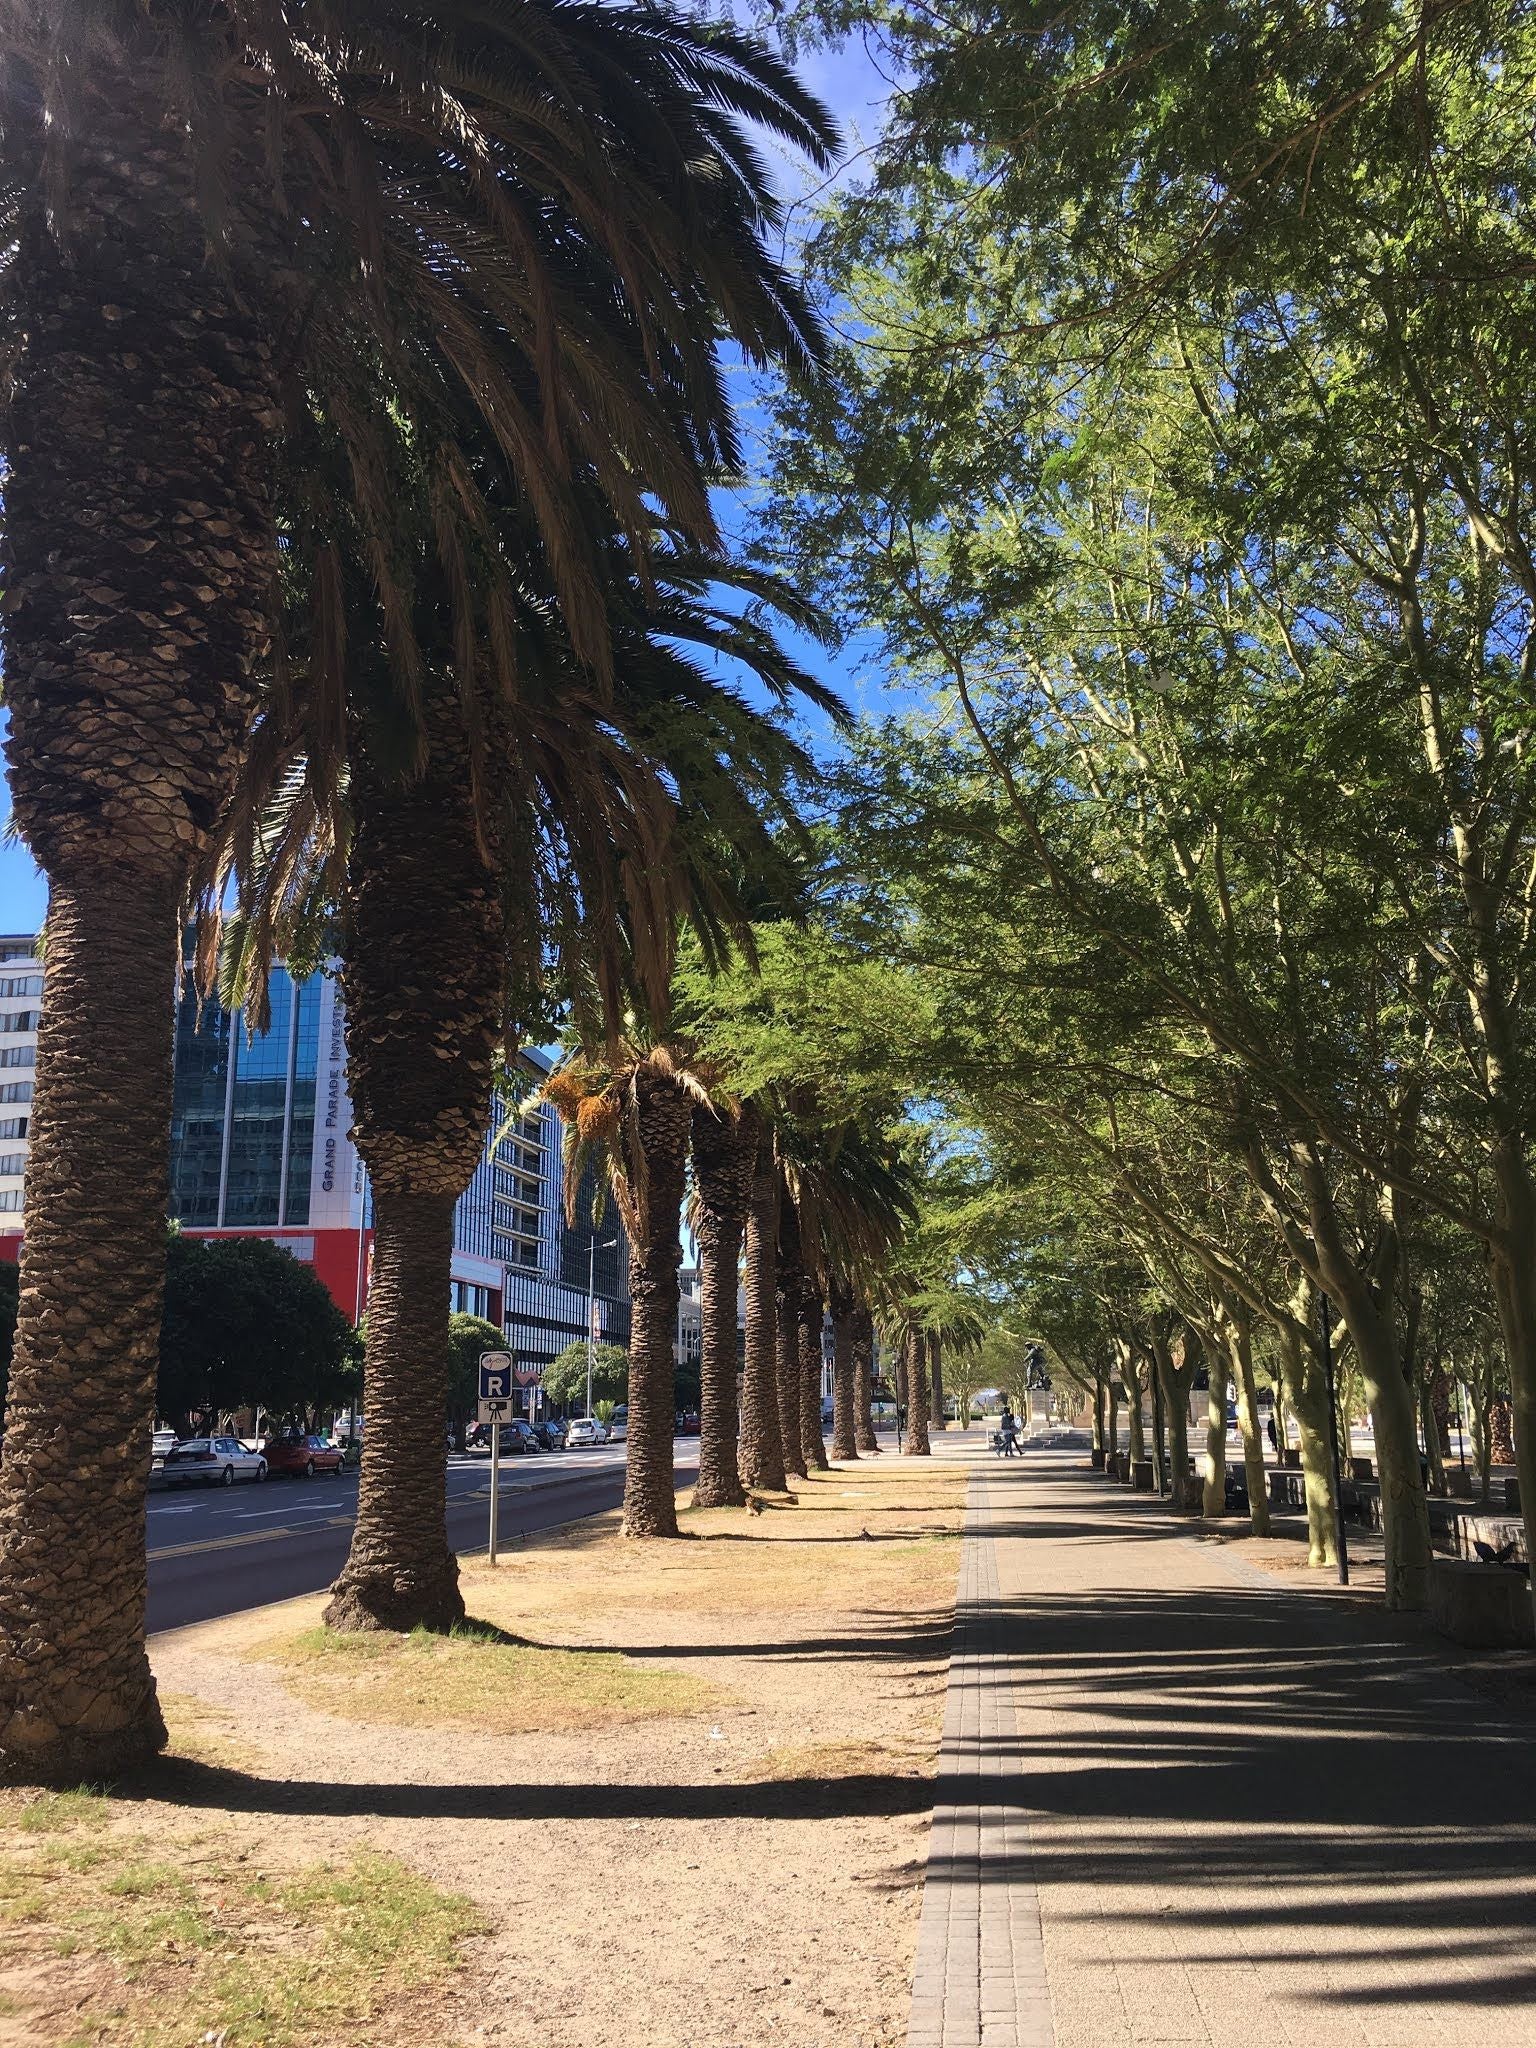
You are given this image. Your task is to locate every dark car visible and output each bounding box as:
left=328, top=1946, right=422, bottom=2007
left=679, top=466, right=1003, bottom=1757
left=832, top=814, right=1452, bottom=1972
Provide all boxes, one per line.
left=261, top=1431, right=347, bottom=1479
left=673, top=1409, right=700, bottom=1437
left=503, top=1419, right=541, bottom=1454
left=531, top=1419, right=567, bottom=1452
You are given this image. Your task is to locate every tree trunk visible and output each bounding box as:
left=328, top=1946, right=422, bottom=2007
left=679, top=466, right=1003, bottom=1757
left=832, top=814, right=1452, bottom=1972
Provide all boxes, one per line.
left=905, top=1327, right=932, bottom=1456
left=775, top=1194, right=808, bottom=1480
left=1273, top=1315, right=1337, bottom=1568
left=0, top=876, right=178, bottom=1780
left=1091, top=1372, right=1106, bottom=1458
left=325, top=1188, right=463, bottom=1630
left=690, top=1106, right=753, bottom=1510
left=830, top=1287, right=859, bottom=1461
left=1120, top=1341, right=1145, bottom=1467
left=799, top=1285, right=829, bottom=1472
left=1151, top=1331, right=1195, bottom=1512
left=326, top=687, right=501, bottom=1629
left=0, top=74, right=279, bottom=1781
left=619, top=1071, right=690, bottom=1538
left=853, top=1306, right=879, bottom=1455
left=739, top=1135, right=786, bottom=1492
left=1202, top=1351, right=1227, bottom=1517
left=1226, top=1308, right=1271, bottom=1537
left=1106, top=1379, right=1120, bottom=1466
left=929, top=1332, right=945, bottom=1430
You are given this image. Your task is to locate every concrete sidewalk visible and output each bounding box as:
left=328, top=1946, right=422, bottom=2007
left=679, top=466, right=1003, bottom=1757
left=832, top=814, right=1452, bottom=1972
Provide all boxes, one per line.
left=909, top=1435, right=1536, bottom=2048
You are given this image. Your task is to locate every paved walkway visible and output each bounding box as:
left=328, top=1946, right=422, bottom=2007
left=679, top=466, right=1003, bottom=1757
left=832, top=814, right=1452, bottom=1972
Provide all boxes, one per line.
left=910, top=1436, right=1536, bottom=2048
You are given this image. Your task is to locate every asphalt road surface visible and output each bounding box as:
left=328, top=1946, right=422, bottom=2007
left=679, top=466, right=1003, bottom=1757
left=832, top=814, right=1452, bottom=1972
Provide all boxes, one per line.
left=146, top=1441, right=699, bottom=1635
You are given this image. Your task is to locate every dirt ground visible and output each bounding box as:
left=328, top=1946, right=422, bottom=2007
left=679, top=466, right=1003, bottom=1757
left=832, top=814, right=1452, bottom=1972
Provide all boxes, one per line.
left=0, top=1454, right=969, bottom=2048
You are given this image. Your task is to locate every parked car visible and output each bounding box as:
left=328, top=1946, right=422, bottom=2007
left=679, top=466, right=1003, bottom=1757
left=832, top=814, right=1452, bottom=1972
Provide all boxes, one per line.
left=607, top=1406, right=628, bottom=1443
left=531, top=1419, right=567, bottom=1452
left=161, top=1436, right=267, bottom=1488
left=673, top=1409, right=700, bottom=1437
left=151, top=1426, right=178, bottom=1465
left=565, top=1416, right=609, bottom=1448
left=503, top=1419, right=541, bottom=1455
left=261, top=1431, right=347, bottom=1479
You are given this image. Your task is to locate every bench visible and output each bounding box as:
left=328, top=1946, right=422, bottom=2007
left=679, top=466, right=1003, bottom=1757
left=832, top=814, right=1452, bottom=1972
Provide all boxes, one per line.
left=1429, top=1559, right=1535, bottom=1650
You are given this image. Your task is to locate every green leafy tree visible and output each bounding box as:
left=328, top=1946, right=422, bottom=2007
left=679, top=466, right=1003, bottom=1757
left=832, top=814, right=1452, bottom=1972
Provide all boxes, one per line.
left=446, top=1316, right=507, bottom=1453
left=542, top=1342, right=630, bottom=1415
left=158, top=1234, right=356, bottom=1427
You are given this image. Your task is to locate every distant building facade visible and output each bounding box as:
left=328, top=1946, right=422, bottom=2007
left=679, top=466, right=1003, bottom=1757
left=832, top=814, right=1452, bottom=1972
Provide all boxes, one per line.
left=0, top=936, right=628, bottom=1391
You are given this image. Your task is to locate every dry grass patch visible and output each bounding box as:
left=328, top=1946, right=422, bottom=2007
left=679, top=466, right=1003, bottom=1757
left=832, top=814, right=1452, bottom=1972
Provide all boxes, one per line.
left=159, top=1689, right=263, bottom=1772
left=249, top=1620, right=728, bottom=1735
left=738, top=1737, right=939, bottom=1782
left=0, top=1789, right=482, bottom=2047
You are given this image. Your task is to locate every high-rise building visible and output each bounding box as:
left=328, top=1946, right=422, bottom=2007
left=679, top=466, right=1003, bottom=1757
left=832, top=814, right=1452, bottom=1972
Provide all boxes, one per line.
left=0, top=941, right=629, bottom=1398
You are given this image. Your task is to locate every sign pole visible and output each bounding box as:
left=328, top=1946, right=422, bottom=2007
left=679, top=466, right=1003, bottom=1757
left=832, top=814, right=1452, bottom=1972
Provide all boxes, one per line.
left=489, top=1420, right=501, bottom=1566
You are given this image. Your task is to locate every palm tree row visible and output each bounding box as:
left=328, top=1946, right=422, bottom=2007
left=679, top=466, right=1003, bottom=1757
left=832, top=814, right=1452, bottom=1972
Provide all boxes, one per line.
left=0, top=0, right=838, bottom=1781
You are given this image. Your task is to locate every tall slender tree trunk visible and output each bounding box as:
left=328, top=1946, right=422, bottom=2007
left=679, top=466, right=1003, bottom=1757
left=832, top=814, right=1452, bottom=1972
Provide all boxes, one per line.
left=620, top=1072, right=690, bottom=1539
left=326, top=1189, right=463, bottom=1629
left=1152, top=1330, right=1195, bottom=1511
left=324, top=687, right=501, bottom=1630
left=830, top=1286, right=859, bottom=1461
left=929, top=1333, right=945, bottom=1430
left=1120, top=1341, right=1145, bottom=1467
left=0, top=76, right=279, bottom=1779
left=739, top=1134, right=786, bottom=1492
left=853, top=1306, right=879, bottom=1455
left=1106, top=1379, right=1120, bottom=1467
left=1092, top=1372, right=1106, bottom=1460
left=799, top=1286, right=829, bottom=1472
left=1224, top=1306, right=1271, bottom=1537
left=1202, top=1336, right=1228, bottom=1515
left=905, top=1328, right=932, bottom=1456
left=691, top=1106, right=752, bottom=1509
left=1272, top=1311, right=1337, bottom=1567
left=775, top=1193, right=807, bottom=1480
left=1487, top=1144, right=1536, bottom=1625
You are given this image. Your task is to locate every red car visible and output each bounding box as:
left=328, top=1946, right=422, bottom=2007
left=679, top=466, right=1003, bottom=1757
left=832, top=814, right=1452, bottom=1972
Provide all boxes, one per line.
left=260, top=1431, right=347, bottom=1479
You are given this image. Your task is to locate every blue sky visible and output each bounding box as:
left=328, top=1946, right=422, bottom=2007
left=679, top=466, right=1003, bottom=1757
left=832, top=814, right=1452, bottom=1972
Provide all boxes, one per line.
left=0, top=21, right=895, bottom=942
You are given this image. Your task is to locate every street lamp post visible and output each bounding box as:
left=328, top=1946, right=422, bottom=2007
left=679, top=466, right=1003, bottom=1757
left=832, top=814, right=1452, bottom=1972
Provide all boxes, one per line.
left=1318, top=1287, right=1350, bottom=1586
left=586, top=1235, right=617, bottom=1419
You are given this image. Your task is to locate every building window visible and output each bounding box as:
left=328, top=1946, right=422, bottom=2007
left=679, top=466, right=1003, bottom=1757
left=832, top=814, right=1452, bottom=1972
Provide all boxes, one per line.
left=0, top=1118, right=26, bottom=1141
left=169, top=978, right=231, bottom=1227
left=0, top=977, right=42, bottom=999
left=0, top=944, right=37, bottom=964
left=0, top=1048, right=35, bottom=1069
left=283, top=973, right=320, bottom=1224
left=223, top=973, right=293, bottom=1228
left=0, top=1189, right=21, bottom=1211
left=0, top=1155, right=25, bottom=1177
left=451, top=1280, right=492, bottom=1320
left=0, top=1012, right=38, bottom=1033
left=0, top=1083, right=32, bottom=1105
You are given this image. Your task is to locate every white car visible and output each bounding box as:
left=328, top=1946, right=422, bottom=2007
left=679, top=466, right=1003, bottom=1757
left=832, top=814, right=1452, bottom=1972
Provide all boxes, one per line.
left=159, top=1435, right=268, bottom=1488
left=607, top=1407, right=628, bottom=1443
left=565, top=1417, right=609, bottom=1448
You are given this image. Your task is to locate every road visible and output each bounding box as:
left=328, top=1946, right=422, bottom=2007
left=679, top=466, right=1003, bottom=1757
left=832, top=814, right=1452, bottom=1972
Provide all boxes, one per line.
left=146, top=1441, right=699, bottom=1634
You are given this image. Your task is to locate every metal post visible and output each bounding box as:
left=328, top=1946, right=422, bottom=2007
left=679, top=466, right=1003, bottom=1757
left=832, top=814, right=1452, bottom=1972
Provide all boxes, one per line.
left=586, top=1238, right=596, bottom=1418
left=1319, top=1290, right=1350, bottom=1586
left=1152, top=1364, right=1167, bottom=1497
left=488, top=1420, right=501, bottom=1566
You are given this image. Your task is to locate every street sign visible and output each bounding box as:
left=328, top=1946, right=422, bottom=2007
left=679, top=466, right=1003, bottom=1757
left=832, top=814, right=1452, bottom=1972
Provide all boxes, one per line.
left=477, top=1396, right=513, bottom=1427
left=479, top=1352, right=514, bottom=1402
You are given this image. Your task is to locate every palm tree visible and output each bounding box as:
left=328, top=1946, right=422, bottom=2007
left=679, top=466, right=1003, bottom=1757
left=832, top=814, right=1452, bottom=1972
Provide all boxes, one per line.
left=775, top=1183, right=810, bottom=1481
left=798, top=1280, right=831, bottom=1473
left=829, top=1277, right=861, bottom=1461
left=546, top=1043, right=715, bottom=1538
left=690, top=1102, right=758, bottom=1510
left=853, top=1305, right=881, bottom=1454
left=0, top=0, right=834, bottom=1770
left=740, top=1128, right=789, bottom=1492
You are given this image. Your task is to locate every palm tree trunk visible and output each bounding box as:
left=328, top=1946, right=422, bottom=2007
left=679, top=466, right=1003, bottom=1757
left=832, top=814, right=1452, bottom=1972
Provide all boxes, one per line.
left=739, top=1136, right=786, bottom=1491
left=853, top=1306, right=879, bottom=1455
left=929, top=1332, right=945, bottom=1430
left=325, top=689, right=501, bottom=1630
left=775, top=1195, right=808, bottom=1479
left=904, top=1327, right=932, bottom=1456
left=0, top=78, right=279, bottom=1780
left=325, top=1187, right=463, bottom=1631
left=691, top=1106, right=752, bottom=1509
left=799, top=1286, right=829, bottom=1471
left=830, top=1288, right=859, bottom=1461
left=621, top=1071, right=690, bottom=1539
left=0, top=875, right=177, bottom=1781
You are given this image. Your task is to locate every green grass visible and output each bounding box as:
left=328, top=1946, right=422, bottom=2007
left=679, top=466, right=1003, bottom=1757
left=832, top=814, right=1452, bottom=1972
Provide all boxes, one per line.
left=251, top=1618, right=726, bottom=1734
left=0, top=1791, right=485, bottom=2046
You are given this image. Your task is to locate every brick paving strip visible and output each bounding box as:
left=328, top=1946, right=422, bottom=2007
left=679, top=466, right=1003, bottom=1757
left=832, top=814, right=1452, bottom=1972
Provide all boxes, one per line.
left=907, top=1456, right=1055, bottom=2048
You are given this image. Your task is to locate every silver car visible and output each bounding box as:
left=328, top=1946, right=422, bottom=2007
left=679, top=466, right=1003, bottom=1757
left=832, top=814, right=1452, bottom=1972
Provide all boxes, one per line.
left=160, top=1435, right=268, bottom=1488
left=565, top=1416, right=609, bottom=1448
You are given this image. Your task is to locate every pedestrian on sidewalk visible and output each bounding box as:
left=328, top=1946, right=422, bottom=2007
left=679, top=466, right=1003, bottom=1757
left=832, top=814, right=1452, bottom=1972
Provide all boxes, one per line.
left=1000, top=1407, right=1019, bottom=1456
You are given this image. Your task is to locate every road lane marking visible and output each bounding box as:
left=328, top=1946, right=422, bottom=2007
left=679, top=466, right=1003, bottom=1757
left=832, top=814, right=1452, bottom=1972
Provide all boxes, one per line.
left=148, top=1517, right=354, bottom=1563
